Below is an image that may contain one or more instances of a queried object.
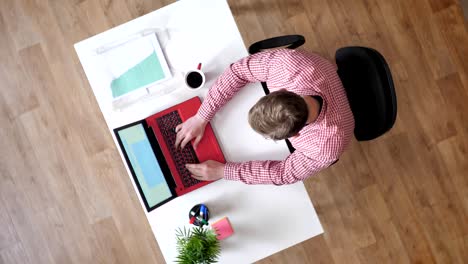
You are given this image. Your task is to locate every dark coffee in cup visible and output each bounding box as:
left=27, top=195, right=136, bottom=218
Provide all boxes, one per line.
left=186, top=72, right=204, bottom=88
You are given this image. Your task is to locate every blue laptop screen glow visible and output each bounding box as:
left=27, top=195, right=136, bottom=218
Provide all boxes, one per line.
left=118, top=123, right=172, bottom=207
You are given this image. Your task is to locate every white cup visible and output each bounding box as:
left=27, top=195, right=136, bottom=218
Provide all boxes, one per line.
left=184, top=64, right=205, bottom=91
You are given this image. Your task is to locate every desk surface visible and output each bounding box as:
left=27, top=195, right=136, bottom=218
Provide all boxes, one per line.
left=74, top=0, right=323, bottom=263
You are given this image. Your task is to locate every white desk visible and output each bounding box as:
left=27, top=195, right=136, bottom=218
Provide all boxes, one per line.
left=74, top=0, right=323, bottom=263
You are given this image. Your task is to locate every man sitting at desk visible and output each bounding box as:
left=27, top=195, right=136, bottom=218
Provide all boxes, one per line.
left=174, top=48, right=355, bottom=185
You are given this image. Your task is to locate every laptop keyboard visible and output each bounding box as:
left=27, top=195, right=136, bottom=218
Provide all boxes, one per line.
left=156, top=111, right=200, bottom=188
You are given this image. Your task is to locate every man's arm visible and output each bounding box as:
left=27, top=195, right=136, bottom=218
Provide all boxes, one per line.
left=197, top=50, right=278, bottom=122
left=176, top=51, right=278, bottom=149
left=223, top=151, right=333, bottom=185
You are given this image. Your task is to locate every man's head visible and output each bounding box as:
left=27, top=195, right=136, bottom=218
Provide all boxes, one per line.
left=248, top=90, right=309, bottom=140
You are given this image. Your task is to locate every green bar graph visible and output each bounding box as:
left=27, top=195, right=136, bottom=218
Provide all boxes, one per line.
left=111, top=51, right=166, bottom=98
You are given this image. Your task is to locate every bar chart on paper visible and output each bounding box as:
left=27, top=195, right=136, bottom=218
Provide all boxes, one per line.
left=101, top=33, right=172, bottom=99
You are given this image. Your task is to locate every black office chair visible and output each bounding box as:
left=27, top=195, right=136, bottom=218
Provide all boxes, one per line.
left=248, top=35, right=397, bottom=143
left=335, top=46, right=397, bottom=140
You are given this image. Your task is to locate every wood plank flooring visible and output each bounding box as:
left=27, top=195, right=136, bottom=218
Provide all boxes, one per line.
left=0, top=0, right=467, bottom=263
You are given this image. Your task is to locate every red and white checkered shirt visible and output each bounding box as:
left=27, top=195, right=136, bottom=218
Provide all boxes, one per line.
left=197, top=49, right=354, bottom=185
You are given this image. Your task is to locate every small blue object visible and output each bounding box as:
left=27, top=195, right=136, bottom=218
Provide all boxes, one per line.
left=201, top=204, right=207, bottom=216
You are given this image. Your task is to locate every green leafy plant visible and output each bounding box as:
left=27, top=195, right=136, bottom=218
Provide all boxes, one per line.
left=175, top=226, right=221, bottom=264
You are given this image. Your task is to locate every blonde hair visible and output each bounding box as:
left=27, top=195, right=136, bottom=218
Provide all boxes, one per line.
left=248, top=90, right=308, bottom=140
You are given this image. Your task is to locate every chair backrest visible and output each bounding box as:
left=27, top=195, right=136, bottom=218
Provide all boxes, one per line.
left=335, top=47, right=397, bottom=141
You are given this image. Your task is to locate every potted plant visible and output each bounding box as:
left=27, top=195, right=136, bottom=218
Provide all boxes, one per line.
left=175, top=226, right=221, bottom=264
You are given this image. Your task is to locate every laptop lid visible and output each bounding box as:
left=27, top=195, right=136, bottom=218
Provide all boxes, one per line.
left=114, top=120, right=177, bottom=212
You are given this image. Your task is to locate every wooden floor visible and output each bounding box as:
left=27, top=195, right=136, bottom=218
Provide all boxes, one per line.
left=0, top=0, right=467, bottom=263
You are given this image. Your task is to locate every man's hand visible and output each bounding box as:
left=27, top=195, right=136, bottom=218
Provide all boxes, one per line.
left=186, top=160, right=225, bottom=181
left=175, top=115, right=208, bottom=149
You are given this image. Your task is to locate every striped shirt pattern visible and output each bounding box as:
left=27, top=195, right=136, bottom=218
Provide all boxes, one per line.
left=197, top=49, right=355, bottom=185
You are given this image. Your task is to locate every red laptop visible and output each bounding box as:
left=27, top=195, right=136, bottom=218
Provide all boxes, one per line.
left=114, top=97, right=225, bottom=212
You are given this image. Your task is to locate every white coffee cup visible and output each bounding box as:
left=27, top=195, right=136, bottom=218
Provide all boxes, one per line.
left=184, top=63, right=205, bottom=90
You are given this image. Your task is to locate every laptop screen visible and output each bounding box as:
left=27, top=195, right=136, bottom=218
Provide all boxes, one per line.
left=115, top=122, right=175, bottom=211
